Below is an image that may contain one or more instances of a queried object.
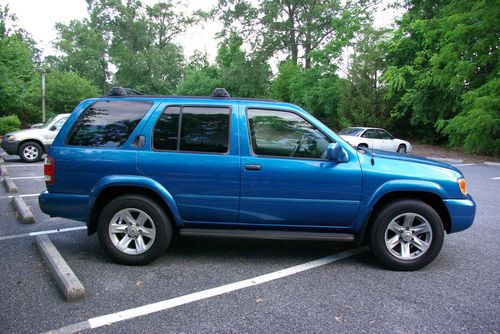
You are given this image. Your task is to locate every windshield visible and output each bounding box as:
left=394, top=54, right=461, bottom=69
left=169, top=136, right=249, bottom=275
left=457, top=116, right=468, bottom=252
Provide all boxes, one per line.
left=339, top=127, right=364, bottom=136
left=42, top=116, right=56, bottom=128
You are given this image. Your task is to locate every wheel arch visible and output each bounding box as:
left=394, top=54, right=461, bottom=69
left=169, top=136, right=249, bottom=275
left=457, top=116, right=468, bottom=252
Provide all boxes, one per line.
left=19, top=139, right=45, bottom=154
left=357, top=191, right=451, bottom=245
left=87, top=177, right=183, bottom=235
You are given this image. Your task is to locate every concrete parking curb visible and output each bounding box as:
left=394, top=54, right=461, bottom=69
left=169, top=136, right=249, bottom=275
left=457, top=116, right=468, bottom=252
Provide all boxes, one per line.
left=484, top=162, right=500, bottom=167
left=12, top=195, right=35, bottom=224
left=3, top=176, right=18, bottom=193
left=35, top=234, right=85, bottom=302
left=425, top=157, right=464, bottom=164
left=0, top=165, right=7, bottom=176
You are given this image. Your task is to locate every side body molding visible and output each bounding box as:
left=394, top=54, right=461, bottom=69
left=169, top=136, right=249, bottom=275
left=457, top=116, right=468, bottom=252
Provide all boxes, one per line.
left=89, top=175, right=183, bottom=227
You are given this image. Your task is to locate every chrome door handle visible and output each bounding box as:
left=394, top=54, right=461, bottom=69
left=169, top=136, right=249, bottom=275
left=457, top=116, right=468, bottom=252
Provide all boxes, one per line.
left=244, top=164, right=262, bottom=171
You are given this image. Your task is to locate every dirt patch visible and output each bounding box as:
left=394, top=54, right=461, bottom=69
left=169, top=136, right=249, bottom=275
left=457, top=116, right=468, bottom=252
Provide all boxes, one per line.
left=411, top=144, right=500, bottom=163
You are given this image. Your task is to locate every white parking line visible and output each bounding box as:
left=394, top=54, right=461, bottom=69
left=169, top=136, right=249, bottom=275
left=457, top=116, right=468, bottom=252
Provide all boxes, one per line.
left=0, top=193, right=40, bottom=199
left=10, top=176, right=44, bottom=180
left=44, top=246, right=368, bottom=334
left=4, top=164, right=43, bottom=168
left=0, top=226, right=87, bottom=241
left=493, top=177, right=500, bottom=180
left=453, top=163, right=477, bottom=167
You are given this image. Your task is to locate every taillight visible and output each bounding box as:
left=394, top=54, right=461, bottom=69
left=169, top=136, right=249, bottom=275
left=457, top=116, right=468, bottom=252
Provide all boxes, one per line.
left=44, top=156, right=55, bottom=185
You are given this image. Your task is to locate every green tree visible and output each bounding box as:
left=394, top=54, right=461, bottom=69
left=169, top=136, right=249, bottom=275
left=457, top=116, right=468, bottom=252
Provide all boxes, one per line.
left=43, top=70, right=99, bottom=115
left=216, top=32, right=270, bottom=97
left=0, top=5, right=38, bottom=124
left=382, top=0, right=499, bottom=154
left=337, top=28, right=393, bottom=131
left=177, top=52, right=221, bottom=96
left=270, top=61, right=344, bottom=129
left=216, top=0, right=374, bottom=68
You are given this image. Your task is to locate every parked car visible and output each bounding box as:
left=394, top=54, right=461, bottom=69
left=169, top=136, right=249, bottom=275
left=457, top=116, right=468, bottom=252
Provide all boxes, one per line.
left=1, top=113, right=70, bottom=162
left=339, top=127, right=412, bottom=153
left=39, top=88, right=475, bottom=270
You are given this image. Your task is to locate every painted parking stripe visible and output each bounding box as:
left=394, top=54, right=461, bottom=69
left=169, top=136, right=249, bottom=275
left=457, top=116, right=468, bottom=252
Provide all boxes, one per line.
left=0, top=193, right=40, bottom=199
left=45, top=246, right=368, bottom=334
left=0, top=226, right=87, bottom=241
left=493, top=177, right=500, bottom=180
left=453, top=163, right=476, bottom=167
left=10, top=176, right=44, bottom=180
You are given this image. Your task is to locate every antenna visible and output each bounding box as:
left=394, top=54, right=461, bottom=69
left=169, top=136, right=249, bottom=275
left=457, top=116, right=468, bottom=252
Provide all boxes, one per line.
left=370, top=137, right=375, bottom=166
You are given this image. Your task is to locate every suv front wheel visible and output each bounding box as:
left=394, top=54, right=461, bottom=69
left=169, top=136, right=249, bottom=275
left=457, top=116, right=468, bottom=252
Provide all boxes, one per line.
left=370, top=199, right=444, bottom=271
left=97, top=195, right=172, bottom=265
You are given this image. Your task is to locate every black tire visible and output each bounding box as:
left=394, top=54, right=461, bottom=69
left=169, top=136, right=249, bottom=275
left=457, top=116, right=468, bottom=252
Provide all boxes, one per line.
left=370, top=199, right=444, bottom=271
left=97, top=195, right=172, bottom=265
left=19, top=141, right=43, bottom=162
left=397, top=144, right=407, bottom=154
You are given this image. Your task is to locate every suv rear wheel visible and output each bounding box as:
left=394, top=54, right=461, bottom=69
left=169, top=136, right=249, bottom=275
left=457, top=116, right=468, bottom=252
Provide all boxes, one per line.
left=370, top=199, right=444, bottom=271
left=97, top=195, right=172, bottom=265
left=19, top=141, right=43, bottom=162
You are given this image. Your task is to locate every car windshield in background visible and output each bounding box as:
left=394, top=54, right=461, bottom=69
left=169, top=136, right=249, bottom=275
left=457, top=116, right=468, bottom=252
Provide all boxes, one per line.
left=42, top=116, right=56, bottom=128
left=339, top=128, right=364, bottom=136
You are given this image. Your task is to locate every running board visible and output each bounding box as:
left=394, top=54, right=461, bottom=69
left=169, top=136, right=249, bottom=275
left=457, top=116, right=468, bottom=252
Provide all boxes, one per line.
left=178, top=228, right=355, bottom=242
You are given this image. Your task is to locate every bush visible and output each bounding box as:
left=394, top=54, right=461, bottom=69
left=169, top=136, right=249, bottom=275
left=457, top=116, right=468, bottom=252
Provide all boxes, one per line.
left=0, top=114, right=21, bottom=135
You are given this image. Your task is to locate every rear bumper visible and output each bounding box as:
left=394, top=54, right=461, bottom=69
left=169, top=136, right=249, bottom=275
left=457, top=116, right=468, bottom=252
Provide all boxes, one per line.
left=444, top=196, right=476, bottom=233
left=39, top=191, right=90, bottom=223
left=1, top=140, right=20, bottom=155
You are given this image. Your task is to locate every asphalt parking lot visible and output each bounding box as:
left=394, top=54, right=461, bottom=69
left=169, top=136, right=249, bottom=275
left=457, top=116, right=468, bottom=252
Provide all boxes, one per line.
left=0, top=156, right=499, bottom=334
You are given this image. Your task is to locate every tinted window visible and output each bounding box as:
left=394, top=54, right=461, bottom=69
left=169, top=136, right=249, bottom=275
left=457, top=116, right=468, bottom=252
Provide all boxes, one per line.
left=52, top=117, right=67, bottom=131
left=68, top=100, right=152, bottom=147
left=378, top=130, right=392, bottom=140
left=153, top=106, right=230, bottom=153
left=247, top=109, right=332, bottom=159
left=180, top=107, right=230, bottom=153
left=339, top=127, right=364, bottom=136
left=362, top=130, right=377, bottom=139
left=153, top=106, right=180, bottom=150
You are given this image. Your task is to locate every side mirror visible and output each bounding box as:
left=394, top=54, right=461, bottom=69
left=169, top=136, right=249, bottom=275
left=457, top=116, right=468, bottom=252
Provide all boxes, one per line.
left=49, top=125, right=57, bottom=131
left=327, top=143, right=349, bottom=162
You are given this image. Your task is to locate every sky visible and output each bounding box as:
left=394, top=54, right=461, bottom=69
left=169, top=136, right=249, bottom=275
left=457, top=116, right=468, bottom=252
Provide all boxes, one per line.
left=1, top=0, right=403, bottom=66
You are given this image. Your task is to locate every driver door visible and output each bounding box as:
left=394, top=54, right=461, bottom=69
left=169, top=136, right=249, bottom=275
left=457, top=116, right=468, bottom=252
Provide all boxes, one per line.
left=239, top=107, right=362, bottom=228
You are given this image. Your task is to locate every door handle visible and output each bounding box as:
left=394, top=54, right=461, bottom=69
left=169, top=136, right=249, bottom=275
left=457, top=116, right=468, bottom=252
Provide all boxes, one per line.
left=244, top=164, right=262, bottom=171
left=133, top=135, right=145, bottom=147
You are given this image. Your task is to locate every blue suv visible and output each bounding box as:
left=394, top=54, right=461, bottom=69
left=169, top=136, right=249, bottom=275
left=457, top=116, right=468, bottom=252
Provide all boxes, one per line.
left=39, top=88, right=476, bottom=270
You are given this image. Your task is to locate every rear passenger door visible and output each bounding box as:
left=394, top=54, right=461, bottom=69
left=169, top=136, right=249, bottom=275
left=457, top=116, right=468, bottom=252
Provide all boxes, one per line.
left=137, top=101, right=240, bottom=224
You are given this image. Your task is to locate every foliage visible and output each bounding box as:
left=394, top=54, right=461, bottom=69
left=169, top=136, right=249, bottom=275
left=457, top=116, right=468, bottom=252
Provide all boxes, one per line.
left=216, top=0, right=374, bottom=68
left=337, top=28, right=394, bottom=132
left=42, top=70, right=100, bottom=115
left=382, top=0, right=499, bottom=153
left=178, top=34, right=270, bottom=98
left=0, top=114, right=21, bottom=134
left=271, top=61, right=345, bottom=129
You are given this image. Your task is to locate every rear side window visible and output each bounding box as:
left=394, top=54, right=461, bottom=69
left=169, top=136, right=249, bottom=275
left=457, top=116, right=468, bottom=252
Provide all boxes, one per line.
left=153, top=106, right=230, bottom=153
left=67, top=100, right=152, bottom=147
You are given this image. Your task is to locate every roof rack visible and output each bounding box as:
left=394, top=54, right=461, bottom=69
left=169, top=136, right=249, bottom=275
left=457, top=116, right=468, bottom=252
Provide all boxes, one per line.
left=107, top=87, right=145, bottom=96
left=211, top=88, right=231, bottom=98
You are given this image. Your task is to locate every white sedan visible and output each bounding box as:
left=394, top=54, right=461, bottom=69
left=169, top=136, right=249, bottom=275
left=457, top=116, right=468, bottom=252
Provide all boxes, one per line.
left=339, top=127, right=412, bottom=153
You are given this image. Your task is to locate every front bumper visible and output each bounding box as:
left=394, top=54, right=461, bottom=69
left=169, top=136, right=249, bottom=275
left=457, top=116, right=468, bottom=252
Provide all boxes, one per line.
left=1, top=140, right=20, bottom=155
left=39, top=191, right=90, bottom=223
left=443, top=196, right=476, bottom=233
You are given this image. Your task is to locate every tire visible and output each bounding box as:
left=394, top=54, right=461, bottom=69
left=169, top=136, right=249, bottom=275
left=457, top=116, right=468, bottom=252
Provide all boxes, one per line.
left=370, top=199, right=444, bottom=271
left=97, top=195, right=172, bottom=265
left=397, top=144, right=407, bottom=154
left=19, top=141, right=43, bottom=162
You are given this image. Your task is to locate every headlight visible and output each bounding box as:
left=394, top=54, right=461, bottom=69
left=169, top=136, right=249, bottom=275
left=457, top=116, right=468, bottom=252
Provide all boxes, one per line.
left=7, top=135, right=16, bottom=142
left=458, top=178, right=467, bottom=195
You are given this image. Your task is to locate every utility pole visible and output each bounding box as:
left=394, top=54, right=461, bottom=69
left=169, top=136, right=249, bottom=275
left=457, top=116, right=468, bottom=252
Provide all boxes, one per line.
left=40, top=67, right=46, bottom=122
